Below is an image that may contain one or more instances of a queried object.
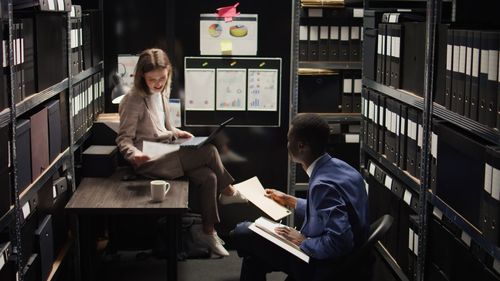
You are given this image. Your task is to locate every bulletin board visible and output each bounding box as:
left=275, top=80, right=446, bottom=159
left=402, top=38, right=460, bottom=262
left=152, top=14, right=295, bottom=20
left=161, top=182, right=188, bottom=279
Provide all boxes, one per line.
left=184, top=56, right=282, bottom=127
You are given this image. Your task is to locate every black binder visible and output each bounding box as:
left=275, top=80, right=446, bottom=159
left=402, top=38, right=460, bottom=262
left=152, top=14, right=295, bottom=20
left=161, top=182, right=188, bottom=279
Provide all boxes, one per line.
left=328, top=25, right=339, bottom=61
left=16, top=119, right=32, bottom=192
left=376, top=92, right=386, bottom=155
left=342, top=76, right=353, bottom=113
left=319, top=26, right=329, bottom=61
left=481, top=146, right=500, bottom=246
left=363, top=28, right=377, bottom=80
left=308, top=25, right=319, bottom=61
left=445, top=29, right=454, bottom=110
left=350, top=26, right=361, bottom=61
left=20, top=18, right=35, bottom=99
left=398, top=102, right=408, bottom=170
left=435, top=24, right=449, bottom=107
left=402, top=22, right=425, bottom=97
left=0, top=23, right=4, bottom=111
left=339, top=26, right=350, bottom=61
left=22, top=253, right=40, bottom=281
left=406, top=107, right=418, bottom=177
left=470, top=31, right=481, bottom=121
left=82, top=12, right=92, bottom=70
left=0, top=124, right=8, bottom=171
left=385, top=24, right=393, bottom=86
left=89, top=9, right=103, bottom=66
left=376, top=24, right=386, bottom=83
left=453, top=30, right=467, bottom=115
left=434, top=121, right=489, bottom=228
left=478, top=31, right=490, bottom=125
left=390, top=24, right=403, bottom=89
left=35, top=215, right=54, bottom=281
left=299, top=25, right=308, bottom=61
left=485, top=31, right=498, bottom=128
left=353, top=77, right=362, bottom=113
left=30, top=107, right=49, bottom=181
left=464, top=30, right=473, bottom=118
left=298, top=74, right=340, bottom=113
left=46, top=99, right=62, bottom=162
left=0, top=168, right=10, bottom=218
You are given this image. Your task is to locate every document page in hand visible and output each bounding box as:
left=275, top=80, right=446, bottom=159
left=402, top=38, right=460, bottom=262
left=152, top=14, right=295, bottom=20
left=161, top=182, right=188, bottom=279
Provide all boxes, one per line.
left=249, top=217, right=310, bottom=263
left=233, top=176, right=291, bottom=220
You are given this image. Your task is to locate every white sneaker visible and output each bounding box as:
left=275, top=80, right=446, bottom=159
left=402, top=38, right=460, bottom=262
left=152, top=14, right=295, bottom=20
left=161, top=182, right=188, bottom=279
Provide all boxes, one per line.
left=219, top=189, right=248, bottom=205
left=195, top=231, right=230, bottom=257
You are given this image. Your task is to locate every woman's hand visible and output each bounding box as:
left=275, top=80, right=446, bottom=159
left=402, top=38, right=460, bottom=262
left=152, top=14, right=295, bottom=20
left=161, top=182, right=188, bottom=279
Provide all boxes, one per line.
left=176, top=130, right=193, bottom=139
left=274, top=226, right=306, bottom=246
left=265, top=189, right=297, bottom=209
left=132, top=153, right=150, bottom=168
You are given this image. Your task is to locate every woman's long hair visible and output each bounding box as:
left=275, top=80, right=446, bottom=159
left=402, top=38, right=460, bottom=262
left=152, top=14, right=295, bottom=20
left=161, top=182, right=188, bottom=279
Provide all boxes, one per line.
left=133, top=48, right=172, bottom=97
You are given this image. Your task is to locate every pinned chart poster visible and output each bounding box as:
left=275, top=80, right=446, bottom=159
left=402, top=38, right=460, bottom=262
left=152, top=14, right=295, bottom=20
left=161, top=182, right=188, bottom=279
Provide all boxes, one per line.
left=185, top=68, right=216, bottom=111
left=117, top=54, right=139, bottom=89
left=247, top=69, right=278, bottom=111
left=216, top=68, right=246, bottom=111
left=184, top=57, right=281, bottom=126
left=200, top=14, right=258, bottom=56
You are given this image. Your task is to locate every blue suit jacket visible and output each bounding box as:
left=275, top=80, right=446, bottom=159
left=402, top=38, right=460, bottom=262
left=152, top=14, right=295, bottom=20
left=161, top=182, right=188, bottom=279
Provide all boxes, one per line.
left=296, top=154, right=369, bottom=260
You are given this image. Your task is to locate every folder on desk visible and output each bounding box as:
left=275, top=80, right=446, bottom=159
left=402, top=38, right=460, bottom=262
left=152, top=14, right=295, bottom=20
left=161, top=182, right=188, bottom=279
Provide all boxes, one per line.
left=299, top=25, right=308, bottom=61
left=319, top=26, right=329, bottom=61
left=329, top=25, right=339, bottom=61
left=339, top=26, right=350, bottom=61
left=308, top=26, right=319, bottom=61
left=30, top=107, right=49, bottom=181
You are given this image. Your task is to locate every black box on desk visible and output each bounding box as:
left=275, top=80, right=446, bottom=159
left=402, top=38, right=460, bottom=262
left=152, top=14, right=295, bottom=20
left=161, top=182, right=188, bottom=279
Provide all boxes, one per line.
left=82, top=145, right=118, bottom=177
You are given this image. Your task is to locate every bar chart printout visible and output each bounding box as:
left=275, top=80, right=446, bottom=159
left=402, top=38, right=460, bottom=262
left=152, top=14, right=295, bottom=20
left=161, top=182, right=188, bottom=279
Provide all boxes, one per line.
left=247, top=69, right=278, bottom=111
left=216, top=68, right=247, bottom=111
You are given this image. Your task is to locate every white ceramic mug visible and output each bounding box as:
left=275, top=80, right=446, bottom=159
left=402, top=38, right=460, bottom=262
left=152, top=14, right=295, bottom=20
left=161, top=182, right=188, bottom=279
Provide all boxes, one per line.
left=150, top=180, right=170, bottom=202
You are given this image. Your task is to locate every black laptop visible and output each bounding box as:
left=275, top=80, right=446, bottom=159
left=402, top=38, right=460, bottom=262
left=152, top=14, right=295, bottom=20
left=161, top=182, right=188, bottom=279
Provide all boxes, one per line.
left=174, top=117, right=234, bottom=149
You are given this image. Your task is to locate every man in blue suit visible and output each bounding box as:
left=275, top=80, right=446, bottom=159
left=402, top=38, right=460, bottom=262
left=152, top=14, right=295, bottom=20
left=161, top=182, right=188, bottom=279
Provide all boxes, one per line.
left=230, top=113, right=369, bottom=281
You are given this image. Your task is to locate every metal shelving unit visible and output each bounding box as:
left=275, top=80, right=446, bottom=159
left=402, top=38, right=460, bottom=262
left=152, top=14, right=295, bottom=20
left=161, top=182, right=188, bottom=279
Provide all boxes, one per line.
left=18, top=148, right=70, bottom=206
left=0, top=207, right=15, bottom=232
left=0, top=108, right=11, bottom=128
left=363, top=78, right=425, bottom=110
left=299, top=61, right=362, bottom=69
left=375, top=242, right=411, bottom=281
left=428, top=191, right=500, bottom=260
left=71, top=61, right=103, bottom=85
left=14, top=78, right=69, bottom=117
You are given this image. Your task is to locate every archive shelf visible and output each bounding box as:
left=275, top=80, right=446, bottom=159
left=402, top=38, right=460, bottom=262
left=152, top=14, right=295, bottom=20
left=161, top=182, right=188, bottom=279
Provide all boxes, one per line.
left=71, top=61, right=103, bottom=85
left=363, top=78, right=425, bottom=111
left=14, top=78, right=69, bottom=118
left=0, top=108, right=11, bottom=128
left=18, top=148, right=70, bottom=206
left=428, top=191, right=500, bottom=260
left=299, top=61, right=362, bottom=70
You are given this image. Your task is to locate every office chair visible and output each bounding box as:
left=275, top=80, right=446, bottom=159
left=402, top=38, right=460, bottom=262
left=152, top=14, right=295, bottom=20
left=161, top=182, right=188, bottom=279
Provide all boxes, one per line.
left=286, top=214, right=394, bottom=281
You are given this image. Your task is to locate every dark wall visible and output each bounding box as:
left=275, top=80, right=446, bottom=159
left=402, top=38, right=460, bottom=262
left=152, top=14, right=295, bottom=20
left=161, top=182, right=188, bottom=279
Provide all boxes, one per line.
left=100, top=0, right=292, bottom=191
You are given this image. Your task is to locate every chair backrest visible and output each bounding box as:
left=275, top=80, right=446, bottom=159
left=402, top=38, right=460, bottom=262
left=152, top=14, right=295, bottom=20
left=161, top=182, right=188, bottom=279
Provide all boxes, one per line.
left=341, top=214, right=394, bottom=267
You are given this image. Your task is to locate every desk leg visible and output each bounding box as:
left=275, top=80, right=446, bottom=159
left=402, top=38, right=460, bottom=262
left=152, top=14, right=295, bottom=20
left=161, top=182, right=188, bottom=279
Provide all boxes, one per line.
left=166, top=214, right=180, bottom=281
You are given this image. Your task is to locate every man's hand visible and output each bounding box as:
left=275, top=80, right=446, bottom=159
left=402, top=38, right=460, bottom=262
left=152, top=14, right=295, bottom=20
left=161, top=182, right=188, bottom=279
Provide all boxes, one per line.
left=265, top=189, right=297, bottom=209
left=275, top=226, right=306, bottom=246
left=132, top=154, right=150, bottom=168
left=176, top=130, right=194, bottom=139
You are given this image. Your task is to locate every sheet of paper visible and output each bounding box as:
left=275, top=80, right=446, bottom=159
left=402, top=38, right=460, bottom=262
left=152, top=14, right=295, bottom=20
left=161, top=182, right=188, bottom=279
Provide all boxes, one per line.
left=169, top=99, right=182, bottom=127
left=185, top=68, right=216, bottom=111
left=117, top=55, right=139, bottom=89
left=142, top=141, right=180, bottom=159
left=247, top=69, right=278, bottom=111
left=216, top=68, right=246, bottom=111
left=249, top=219, right=310, bottom=263
left=234, top=177, right=291, bottom=220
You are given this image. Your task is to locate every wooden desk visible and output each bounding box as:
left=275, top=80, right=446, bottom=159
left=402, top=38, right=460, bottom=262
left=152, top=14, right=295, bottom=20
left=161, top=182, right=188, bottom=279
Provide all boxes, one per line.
left=66, top=169, right=188, bottom=281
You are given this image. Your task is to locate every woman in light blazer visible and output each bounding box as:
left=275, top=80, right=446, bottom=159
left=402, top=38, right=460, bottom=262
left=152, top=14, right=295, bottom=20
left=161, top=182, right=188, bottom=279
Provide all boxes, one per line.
left=116, top=48, right=246, bottom=257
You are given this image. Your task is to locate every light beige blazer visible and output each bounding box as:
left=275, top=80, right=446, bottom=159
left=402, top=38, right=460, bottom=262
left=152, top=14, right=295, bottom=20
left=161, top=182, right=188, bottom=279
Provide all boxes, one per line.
left=116, top=87, right=184, bottom=179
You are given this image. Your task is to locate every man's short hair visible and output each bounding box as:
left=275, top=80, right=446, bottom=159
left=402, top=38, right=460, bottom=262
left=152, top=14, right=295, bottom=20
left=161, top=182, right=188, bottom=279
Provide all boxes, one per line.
left=290, top=113, right=330, bottom=155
